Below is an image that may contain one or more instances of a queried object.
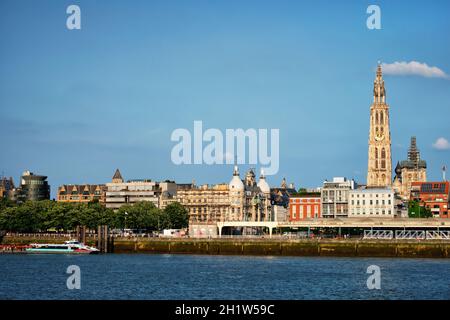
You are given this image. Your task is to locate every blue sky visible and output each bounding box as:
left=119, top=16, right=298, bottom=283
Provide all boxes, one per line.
left=1, top=0, right=449, bottom=198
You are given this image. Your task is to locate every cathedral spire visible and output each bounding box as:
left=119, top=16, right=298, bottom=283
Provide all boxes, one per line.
left=408, top=136, right=420, bottom=165
left=367, top=62, right=392, bottom=188
left=373, top=62, right=386, bottom=103
left=376, top=61, right=382, bottom=78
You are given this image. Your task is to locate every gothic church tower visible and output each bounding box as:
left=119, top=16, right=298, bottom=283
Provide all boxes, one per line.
left=367, top=63, right=392, bottom=187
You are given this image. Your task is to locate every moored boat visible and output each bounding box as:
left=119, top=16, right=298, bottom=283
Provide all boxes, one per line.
left=25, top=240, right=100, bottom=254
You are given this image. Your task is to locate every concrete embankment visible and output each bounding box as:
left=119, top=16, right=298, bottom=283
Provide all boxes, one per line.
left=2, top=235, right=449, bottom=258
left=113, top=238, right=450, bottom=258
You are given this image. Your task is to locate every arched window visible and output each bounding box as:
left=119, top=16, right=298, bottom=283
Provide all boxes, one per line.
left=381, top=160, right=386, bottom=169
left=375, top=147, right=378, bottom=158
left=375, top=160, right=378, bottom=169
left=381, top=148, right=386, bottom=159
left=380, top=111, right=384, bottom=124
left=375, top=112, right=379, bottom=124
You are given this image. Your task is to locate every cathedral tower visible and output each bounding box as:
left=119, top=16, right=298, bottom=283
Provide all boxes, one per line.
left=392, top=136, right=427, bottom=200
left=367, top=63, right=392, bottom=187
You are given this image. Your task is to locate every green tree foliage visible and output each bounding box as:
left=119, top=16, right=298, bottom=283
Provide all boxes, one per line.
left=0, top=200, right=116, bottom=232
left=0, top=197, right=15, bottom=210
left=116, top=202, right=161, bottom=230
left=297, top=188, right=307, bottom=194
left=0, top=200, right=189, bottom=233
left=408, top=200, right=432, bottom=218
left=162, top=202, right=189, bottom=229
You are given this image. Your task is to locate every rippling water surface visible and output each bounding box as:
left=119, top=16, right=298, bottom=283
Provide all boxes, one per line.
left=0, top=254, right=449, bottom=300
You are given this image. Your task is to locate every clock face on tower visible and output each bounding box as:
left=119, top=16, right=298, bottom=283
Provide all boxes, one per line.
left=375, top=132, right=384, bottom=141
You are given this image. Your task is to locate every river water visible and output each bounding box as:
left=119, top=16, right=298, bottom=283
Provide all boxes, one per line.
left=0, top=254, right=449, bottom=300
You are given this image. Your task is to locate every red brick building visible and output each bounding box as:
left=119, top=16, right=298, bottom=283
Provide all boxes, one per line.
left=289, top=193, right=321, bottom=221
left=410, top=181, right=449, bottom=218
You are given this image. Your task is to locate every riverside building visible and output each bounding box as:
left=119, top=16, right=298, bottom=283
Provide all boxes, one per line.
left=177, top=183, right=230, bottom=223
left=271, top=182, right=295, bottom=223
left=289, top=192, right=321, bottom=221
left=410, top=181, right=449, bottom=218
left=321, top=177, right=356, bottom=218
left=105, top=169, right=176, bottom=210
left=57, top=184, right=107, bottom=204
left=180, top=166, right=274, bottom=236
left=348, top=187, right=395, bottom=217
left=178, top=166, right=272, bottom=224
left=9, top=171, right=50, bottom=202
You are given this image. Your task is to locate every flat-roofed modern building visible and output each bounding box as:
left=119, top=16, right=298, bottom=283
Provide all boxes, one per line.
left=105, top=169, right=177, bottom=210
left=348, top=187, right=395, bottom=218
left=321, top=177, right=356, bottom=218
left=106, top=169, right=159, bottom=209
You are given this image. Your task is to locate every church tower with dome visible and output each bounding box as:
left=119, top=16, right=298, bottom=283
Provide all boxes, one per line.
left=227, top=166, right=272, bottom=222
left=229, top=165, right=245, bottom=221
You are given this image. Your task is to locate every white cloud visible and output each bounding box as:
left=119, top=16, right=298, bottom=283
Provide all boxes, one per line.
left=381, top=61, right=449, bottom=79
left=432, top=137, right=450, bottom=150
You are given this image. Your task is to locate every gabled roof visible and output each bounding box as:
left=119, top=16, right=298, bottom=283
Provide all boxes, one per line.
left=58, top=184, right=106, bottom=195
left=112, top=169, right=123, bottom=181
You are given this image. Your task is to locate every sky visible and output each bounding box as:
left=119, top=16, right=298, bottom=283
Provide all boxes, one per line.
left=1, top=0, right=449, bottom=198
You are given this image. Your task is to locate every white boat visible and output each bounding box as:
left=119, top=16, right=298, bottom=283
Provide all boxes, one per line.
left=25, top=240, right=100, bottom=254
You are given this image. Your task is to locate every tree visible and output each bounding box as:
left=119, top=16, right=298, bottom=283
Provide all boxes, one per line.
left=87, top=201, right=115, bottom=228
left=116, top=201, right=161, bottom=230
left=408, top=200, right=432, bottom=218
left=46, top=202, right=72, bottom=231
left=0, top=199, right=173, bottom=233
left=0, top=197, right=15, bottom=211
left=0, top=203, right=42, bottom=233
left=297, top=188, right=307, bottom=194
left=162, top=202, right=189, bottom=229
